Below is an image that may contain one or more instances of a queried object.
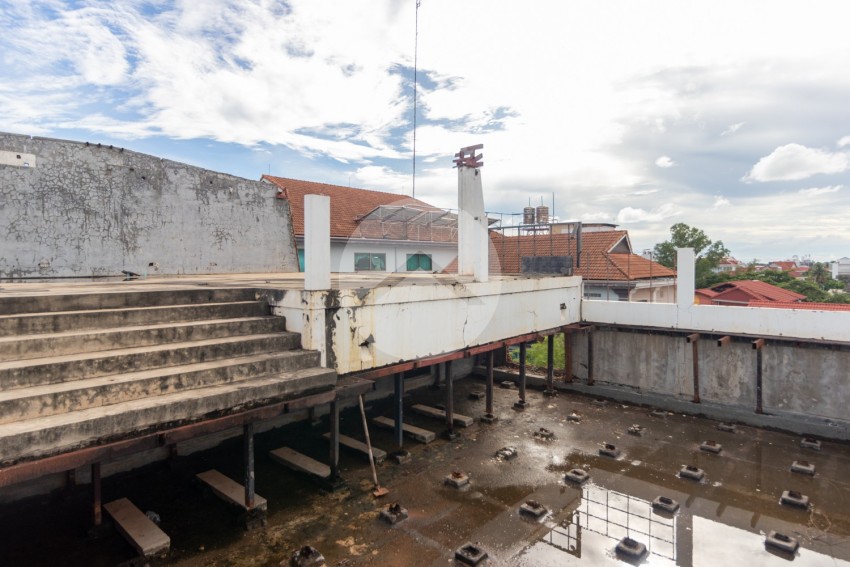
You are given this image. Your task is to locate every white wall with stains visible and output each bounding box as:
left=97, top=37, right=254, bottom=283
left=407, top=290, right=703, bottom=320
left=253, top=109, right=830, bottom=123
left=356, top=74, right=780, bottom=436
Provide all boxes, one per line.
left=0, top=133, right=299, bottom=277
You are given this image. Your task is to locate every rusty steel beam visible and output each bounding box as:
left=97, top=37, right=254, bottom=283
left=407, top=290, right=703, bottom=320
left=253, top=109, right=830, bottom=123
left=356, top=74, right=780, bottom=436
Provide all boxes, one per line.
left=243, top=422, right=255, bottom=510
left=687, top=334, right=701, bottom=403
left=753, top=339, right=766, bottom=414
left=564, top=330, right=573, bottom=383
left=92, top=462, right=102, bottom=527
left=717, top=336, right=732, bottom=347
left=587, top=329, right=595, bottom=386
left=485, top=351, right=495, bottom=418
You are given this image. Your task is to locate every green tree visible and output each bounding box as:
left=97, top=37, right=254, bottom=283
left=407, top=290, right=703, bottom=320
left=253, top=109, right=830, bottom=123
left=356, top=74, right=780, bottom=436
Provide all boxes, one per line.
left=653, top=223, right=730, bottom=288
left=808, top=262, right=830, bottom=287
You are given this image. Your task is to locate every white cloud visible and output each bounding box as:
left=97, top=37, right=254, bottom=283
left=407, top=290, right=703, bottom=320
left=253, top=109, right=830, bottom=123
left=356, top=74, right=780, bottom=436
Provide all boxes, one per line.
left=743, top=143, right=850, bottom=182
left=655, top=156, right=675, bottom=168
left=713, top=195, right=730, bottom=207
left=838, top=135, right=850, bottom=148
left=721, top=122, right=745, bottom=136
left=615, top=204, right=678, bottom=224
left=798, top=185, right=842, bottom=196
left=631, top=189, right=659, bottom=196
left=581, top=212, right=613, bottom=222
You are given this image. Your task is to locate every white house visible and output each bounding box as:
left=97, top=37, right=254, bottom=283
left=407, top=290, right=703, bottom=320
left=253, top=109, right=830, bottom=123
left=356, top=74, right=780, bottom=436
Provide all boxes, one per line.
left=263, top=176, right=458, bottom=274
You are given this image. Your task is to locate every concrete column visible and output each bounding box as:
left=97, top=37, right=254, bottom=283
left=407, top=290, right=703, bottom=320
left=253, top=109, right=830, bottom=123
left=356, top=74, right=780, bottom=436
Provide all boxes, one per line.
left=676, top=248, right=695, bottom=309
left=304, top=195, right=331, bottom=290
left=443, top=361, right=457, bottom=439
left=485, top=351, right=495, bottom=419
left=515, top=343, right=527, bottom=410
left=458, top=166, right=488, bottom=282
left=394, top=373, right=404, bottom=450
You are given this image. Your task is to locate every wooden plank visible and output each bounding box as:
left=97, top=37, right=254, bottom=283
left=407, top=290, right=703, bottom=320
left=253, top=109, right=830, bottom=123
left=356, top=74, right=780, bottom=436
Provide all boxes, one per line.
left=412, top=404, right=474, bottom=427
left=322, top=432, right=387, bottom=463
left=103, top=498, right=170, bottom=557
left=196, top=469, right=267, bottom=511
left=269, top=447, right=331, bottom=480
left=373, top=416, right=435, bottom=443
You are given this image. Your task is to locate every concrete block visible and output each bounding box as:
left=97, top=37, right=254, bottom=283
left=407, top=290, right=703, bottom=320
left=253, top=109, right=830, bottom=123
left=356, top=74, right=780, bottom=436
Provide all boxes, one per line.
left=104, top=497, right=170, bottom=557
left=444, top=471, right=469, bottom=488
left=196, top=470, right=267, bottom=512
left=615, top=537, right=647, bottom=560
left=780, top=490, right=810, bottom=509
left=699, top=440, right=722, bottom=454
left=790, top=460, right=816, bottom=476
left=322, top=433, right=386, bottom=463
left=651, top=496, right=680, bottom=513
left=565, top=468, right=589, bottom=484
left=495, top=446, right=518, bottom=461
left=379, top=503, right=408, bottom=525
left=519, top=500, right=547, bottom=518
left=372, top=416, right=435, bottom=444
left=679, top=465, right=705, bottom=481
left=269, top=447, right=331, bottom=480
left=455, top=542, right=488, bottom=566
left=412, top=404, right=474, bottom=427
left=765, top=531, right=799, bottom=553
left=599, top=443, right=621, bottom=458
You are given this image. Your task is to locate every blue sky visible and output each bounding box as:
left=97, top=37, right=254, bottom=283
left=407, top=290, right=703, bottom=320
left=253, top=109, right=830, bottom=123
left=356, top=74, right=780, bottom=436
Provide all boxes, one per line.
left=2, top=1, right=850, bottom=262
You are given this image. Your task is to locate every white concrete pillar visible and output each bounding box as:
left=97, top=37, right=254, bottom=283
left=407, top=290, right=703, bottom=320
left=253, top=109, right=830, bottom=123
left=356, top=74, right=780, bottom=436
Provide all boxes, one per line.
left=458, top=167, right=489, bottom=282
left=304, top=195, right=331, bottom=290
left=676, top=248, right=695, bottom=308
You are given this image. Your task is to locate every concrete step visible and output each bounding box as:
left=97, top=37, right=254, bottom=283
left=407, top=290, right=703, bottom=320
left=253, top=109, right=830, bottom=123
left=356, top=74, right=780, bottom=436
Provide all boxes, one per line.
left=196, top=469, right=267, bottom=512
left=0, top=288, right=258, bottom=315
left=412, top=404, right=475, bottom=427
left=0, top=366, right=337, bottom=464
left=269, top=446, right=331, bottom=480
left=104, top=497, right=171, bottom=557
left=372, top=416, right=436, bottom=443
left=322, top=432, right=387, bottom=463
left=0, top=350, right=322, bottom=424
left=0, top=316, right=287, bottom=362
left=0, top=332, right=301, bottom=390
left=0, top=301, right=266, bottom=337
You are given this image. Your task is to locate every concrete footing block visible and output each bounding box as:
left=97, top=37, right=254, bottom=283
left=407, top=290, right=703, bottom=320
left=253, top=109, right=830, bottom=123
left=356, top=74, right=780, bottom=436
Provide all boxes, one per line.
left=717, top=422, right=737, bottom=433
left=790, top=460, right=816, bottom=476
left=454, top=542, right=488, bottom=566
left=679, top=465, right=705, bottom=481
left=519, top=500, right=547, bottom=518
left=801, top=437, right=821, bottom=451
left=699, top=440, right=722, bottom=454
left=599, top=443, right=621, bottom=458
left=615, top=537, right=647, bottom=560
left=289, top=545, right=325, bottom=566
left=564, top=468, right=589, bottom=484
left=480, top=414, right=498, bottom=424
left=495, top=446, right=518, bottom=461
left=627, top=424, right=643, bottom=436
left=533, top=427, right=555, bottom=441
left=445, top=471, right=469, bottom=488
left=765, top=531, right=799, bottom=554
left=651, top=496, right=680, bottom=513
left=780, top=490, right=810, bottom=509
left=379, top=503, right=409, bottom=525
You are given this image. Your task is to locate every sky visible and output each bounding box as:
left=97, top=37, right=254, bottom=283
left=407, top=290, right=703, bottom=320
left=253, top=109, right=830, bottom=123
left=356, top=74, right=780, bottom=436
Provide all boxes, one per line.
left=2, top=1, right=849, bottom=263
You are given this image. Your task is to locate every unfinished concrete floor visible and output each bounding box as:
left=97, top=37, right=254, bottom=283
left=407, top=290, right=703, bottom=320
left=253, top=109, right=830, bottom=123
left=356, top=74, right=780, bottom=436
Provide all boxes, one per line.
left=2, top=376, right=850, bottom=566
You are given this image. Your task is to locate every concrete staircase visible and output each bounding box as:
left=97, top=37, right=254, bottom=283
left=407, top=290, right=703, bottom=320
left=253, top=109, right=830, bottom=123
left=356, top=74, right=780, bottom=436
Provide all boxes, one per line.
left=0, top=287, right=336, bottom=465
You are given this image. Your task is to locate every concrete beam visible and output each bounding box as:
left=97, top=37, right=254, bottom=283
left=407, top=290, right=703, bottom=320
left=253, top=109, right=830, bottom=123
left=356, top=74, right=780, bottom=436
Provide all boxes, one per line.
left=304, top=195, right=331, bottom=291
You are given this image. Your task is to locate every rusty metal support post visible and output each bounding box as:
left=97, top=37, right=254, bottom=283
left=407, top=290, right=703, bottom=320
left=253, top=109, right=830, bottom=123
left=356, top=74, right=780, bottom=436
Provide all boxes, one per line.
left=243, top=422, right=255, bottom=510
left=443, top=361, right=457, bottom=439
left=564, top=331, right=573, bottom=382
left=329, top=400, right=340, bottom=480
left=91, top=462, right=102, bottom=527
left=544, top=334, right=556, bottom=396
left=587, top=330, right=595, bottom=386
left=484, top=350, right=495, bottom=420
left=687, top=333, right=701, bottom=403
left=515, top=342, right=528, bottom=410
left=394, top=373, right=404, bottom=449
left=753, top=339, right=765, bottom=414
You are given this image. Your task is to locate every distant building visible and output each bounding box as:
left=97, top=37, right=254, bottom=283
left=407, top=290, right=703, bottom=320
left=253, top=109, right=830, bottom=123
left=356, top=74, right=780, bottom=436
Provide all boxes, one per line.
left=713, top=257, right=744, bottom=274
left=832, top=257, right=850, bottom=279
left=695, top=280, right=805, bottom=306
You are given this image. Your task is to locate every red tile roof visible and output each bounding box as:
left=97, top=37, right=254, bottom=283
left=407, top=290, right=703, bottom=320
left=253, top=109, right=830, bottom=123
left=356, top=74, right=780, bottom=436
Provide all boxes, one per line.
left=769, top=261, right=797, bottom=272
left=698, top=280, right=806, bottom=304
left=263, top=176, right=449, bottom=241
left=748, top=301, right=850, bottom=311
left=443, top=230, right=675, bottom=281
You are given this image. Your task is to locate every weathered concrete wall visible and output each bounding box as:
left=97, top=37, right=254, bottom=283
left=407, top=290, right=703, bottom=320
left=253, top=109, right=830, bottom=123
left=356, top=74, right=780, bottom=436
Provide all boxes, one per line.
left=271, top=275, right=582, bottom=373
left=571, top=328, right=850, bottom=423
left=0, top=133, right=298, bottom=277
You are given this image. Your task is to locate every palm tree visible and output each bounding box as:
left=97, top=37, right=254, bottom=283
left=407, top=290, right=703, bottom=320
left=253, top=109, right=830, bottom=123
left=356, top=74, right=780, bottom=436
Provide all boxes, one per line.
left=809, top=262, right=829, bottom=288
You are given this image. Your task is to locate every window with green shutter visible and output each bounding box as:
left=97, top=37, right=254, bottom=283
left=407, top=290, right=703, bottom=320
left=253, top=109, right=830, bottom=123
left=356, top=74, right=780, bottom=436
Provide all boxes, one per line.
left=406, top=253, right=432, bottom=271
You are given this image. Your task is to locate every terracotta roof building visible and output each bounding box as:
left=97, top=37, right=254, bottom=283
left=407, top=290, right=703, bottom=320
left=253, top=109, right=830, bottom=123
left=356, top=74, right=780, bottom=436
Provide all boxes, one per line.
left=262, top=176, right=458, bottom=273
left=695, top=280, right=806, bottom=306
left=444, top=227, right=676, bottom=302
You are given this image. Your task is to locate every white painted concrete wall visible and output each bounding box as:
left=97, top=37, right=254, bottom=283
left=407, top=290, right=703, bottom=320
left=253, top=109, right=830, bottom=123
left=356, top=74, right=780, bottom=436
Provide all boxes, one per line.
left=272, top=276, right=582, bottom=374
left=458, top=166, right=488, bottom=282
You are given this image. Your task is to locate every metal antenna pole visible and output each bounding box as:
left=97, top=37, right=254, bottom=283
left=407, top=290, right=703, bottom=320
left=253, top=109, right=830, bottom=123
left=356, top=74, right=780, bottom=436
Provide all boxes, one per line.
left=412, top=0, right=421, bottom=198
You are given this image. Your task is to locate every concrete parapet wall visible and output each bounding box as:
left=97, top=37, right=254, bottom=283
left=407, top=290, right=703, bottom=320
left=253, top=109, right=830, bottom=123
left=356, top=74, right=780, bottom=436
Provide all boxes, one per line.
left=270, top=275, right=582, bottom=374
left=0, top=132, right=298, bottom=277
left=571, top=327, right=850, bottom=425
